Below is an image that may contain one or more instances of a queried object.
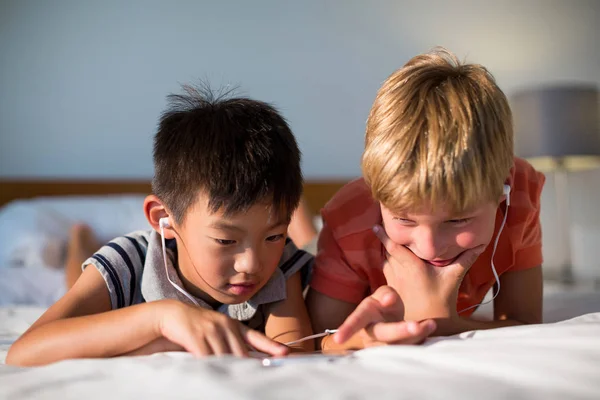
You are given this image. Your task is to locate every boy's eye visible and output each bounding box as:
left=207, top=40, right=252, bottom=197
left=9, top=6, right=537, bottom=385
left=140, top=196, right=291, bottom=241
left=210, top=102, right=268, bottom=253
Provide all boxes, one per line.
left=392, top=217, right=415, bottom=225
left=266, top=234, right=285, bottom=242
left=447, top=218, right=471, bottom=226
left=214, top=238, right=236, bottom=246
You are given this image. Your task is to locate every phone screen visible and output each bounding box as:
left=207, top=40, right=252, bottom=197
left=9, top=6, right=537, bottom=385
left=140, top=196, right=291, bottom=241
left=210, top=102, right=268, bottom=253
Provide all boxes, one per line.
left=259, top=352, right=353, bottom=367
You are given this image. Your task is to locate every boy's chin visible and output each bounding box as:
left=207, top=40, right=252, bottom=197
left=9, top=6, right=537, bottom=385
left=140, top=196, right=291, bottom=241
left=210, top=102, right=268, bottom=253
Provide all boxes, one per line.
left=214, top=289, right=258, bottom=305
left=208, top=280, right=269, bottom=305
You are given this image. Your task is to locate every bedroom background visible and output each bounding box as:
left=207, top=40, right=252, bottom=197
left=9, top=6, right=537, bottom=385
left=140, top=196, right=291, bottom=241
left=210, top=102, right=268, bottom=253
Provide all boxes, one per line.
left=0, top=0, right=599, bottom=283
left=2, top=4, right=600, bottom=398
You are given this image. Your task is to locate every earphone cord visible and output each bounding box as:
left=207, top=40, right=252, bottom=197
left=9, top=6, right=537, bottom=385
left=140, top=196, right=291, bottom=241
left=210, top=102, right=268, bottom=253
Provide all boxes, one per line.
left=160, top=224, right=201, bottom=306
left=458, top=202, right=508, bottom=314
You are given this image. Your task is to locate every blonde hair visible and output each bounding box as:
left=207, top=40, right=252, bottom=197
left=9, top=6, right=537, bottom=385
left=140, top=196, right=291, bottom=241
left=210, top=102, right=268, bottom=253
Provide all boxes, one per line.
left=362, top=48, right=514, bottom=214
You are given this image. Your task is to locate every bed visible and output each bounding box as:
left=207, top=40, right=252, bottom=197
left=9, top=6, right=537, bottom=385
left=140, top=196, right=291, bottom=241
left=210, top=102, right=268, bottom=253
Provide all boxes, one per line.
left=0, top=179, right=341, bottom=306
left=1, top=179, right=599, bottom=399
left=1, top=304, right=599, bottom=399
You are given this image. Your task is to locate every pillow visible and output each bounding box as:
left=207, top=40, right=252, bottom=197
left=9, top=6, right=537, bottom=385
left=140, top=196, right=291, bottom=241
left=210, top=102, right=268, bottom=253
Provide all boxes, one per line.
left=0, top=195, right=150, bottom=269
left=301, top=216, right=323, bottom=256
left=0, top=267, right=66, bottom=306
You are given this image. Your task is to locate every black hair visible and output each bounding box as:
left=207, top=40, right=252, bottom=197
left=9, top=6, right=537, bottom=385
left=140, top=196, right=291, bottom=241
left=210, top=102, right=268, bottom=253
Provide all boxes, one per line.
left=152, top=84, right=302, bottom=224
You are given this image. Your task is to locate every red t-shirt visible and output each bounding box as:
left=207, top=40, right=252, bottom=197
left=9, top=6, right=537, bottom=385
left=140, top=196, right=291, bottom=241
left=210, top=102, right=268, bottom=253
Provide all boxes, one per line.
left=310, top=157, right=545, bottom=316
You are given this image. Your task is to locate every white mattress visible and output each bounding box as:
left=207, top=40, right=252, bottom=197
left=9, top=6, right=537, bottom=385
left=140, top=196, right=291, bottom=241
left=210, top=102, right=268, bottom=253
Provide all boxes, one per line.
left=1, top=282, right=600, bottom=399
left=0, top=311, right=599, bottom=399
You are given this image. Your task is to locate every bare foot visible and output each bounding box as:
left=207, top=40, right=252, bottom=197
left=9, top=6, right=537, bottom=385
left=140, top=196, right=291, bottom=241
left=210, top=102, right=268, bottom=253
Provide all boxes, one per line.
left=65, top=223, right=100, bottom=289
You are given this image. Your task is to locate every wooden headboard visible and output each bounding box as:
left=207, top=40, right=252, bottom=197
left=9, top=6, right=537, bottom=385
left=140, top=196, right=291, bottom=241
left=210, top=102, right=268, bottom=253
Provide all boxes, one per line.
left=0, top=179, right=350, bottom=216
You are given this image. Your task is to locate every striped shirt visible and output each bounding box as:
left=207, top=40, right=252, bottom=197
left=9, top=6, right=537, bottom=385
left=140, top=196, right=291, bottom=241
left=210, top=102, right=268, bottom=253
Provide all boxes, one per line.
left=83, top=230, right=313, bottom=331
left=310, top=157, right=545, bottom=317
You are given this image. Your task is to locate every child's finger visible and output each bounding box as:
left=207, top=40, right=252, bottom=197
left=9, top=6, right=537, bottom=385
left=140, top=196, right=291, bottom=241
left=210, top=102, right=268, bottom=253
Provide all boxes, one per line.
left=370, top=285, right=401, bottom=307
left=165, top=328, right=204, bottom=357
left=225, top=325, right=249, bottom=357
left=205, top=328, right=231, bottom=356
left=365, top=319, right=436, bottom=344
left=190, top=337, right=211, bottom=357
left=370, top=285, right=405, bottom=320
left=373, top=225, right=417, bottom=266
left=372, top=225, right=397, bottom=256
left=450, top=245, right=487, bottom=274
left=241, top=326, right=288, bottom=356
left=334, top=296, right=385, bottom=344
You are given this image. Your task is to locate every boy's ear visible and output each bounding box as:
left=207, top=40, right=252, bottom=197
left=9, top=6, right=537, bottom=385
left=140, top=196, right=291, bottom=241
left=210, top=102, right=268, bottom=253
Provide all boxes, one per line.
left=144, top=195, right=176, bottom=239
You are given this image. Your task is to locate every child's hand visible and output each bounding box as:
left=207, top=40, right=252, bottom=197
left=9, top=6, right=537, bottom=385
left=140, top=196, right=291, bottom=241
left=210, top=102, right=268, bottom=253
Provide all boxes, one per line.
left=373, top=225, right=485, bottom=320
left=157, top=300, right=289, bottom=357
left=333, top=286, right=436, bottom=347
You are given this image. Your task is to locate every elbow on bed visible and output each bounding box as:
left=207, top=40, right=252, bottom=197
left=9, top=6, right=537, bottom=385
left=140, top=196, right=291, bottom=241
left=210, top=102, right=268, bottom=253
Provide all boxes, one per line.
left=5, top=339, right=41, bottom=367
left=5, top=342, right=26, bottom=367
left=497, top=312, right=543, bottom=326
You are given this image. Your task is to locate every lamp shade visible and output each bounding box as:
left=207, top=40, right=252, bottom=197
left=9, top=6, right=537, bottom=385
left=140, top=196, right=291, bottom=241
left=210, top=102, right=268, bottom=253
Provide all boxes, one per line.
left=513, top=85, right=600, bottom=170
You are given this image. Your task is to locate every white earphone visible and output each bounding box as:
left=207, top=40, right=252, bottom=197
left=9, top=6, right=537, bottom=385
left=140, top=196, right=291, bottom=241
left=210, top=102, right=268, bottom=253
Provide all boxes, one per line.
left=503, top=184, right=511, bottom=206
left=158, top=216, right=199, bottom=306
left=158, top=217, right=171, bottom=228
left=459, top=184, right=511, bottom=314
left=159, top=217, right=170, bottom=229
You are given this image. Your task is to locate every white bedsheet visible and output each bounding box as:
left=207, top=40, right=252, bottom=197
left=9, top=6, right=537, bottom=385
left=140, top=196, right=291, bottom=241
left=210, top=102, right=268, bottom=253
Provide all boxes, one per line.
left=1, top=312, right=599, bottom=399
left=1, top=278, right=599, bottom=399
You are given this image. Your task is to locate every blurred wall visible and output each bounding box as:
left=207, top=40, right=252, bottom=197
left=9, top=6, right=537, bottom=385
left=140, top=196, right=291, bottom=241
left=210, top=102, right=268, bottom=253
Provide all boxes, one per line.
left=1, top=0, right=599, bottom=275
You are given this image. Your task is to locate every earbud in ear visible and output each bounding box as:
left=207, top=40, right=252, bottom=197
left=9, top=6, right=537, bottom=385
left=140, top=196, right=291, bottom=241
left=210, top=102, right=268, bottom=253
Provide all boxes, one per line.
left=503, top=184, right=511, bottom=206
left=159, top=217, right=170, bottom=229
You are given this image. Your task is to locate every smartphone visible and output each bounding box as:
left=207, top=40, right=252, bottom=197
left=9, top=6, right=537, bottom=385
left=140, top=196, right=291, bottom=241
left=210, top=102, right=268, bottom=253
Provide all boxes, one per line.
left=260, top=352, right=352, bottom=367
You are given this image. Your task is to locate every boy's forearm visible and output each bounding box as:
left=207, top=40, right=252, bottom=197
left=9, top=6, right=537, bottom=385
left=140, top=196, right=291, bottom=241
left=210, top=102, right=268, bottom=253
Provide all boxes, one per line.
left=123, top=337, right=185, bottom=356
left=432, top=317, right=525, bottom=337
left=7, top=300, right=175, bottom=366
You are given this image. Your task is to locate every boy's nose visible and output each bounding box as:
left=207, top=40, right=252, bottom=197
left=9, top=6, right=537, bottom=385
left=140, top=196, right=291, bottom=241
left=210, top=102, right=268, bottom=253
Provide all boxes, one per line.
left=235, top=249, right=261, bottom=274
left=413, top=228, right=447, bottom=261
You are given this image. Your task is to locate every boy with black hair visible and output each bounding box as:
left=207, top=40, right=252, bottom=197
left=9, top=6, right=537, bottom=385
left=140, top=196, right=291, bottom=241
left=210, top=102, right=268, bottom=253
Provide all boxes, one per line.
left=8, top=86, right=314, bottom=366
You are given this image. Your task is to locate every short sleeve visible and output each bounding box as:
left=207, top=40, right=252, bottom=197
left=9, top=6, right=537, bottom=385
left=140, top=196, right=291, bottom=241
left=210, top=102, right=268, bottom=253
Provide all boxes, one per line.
left=309, top=216, right=369, bottom=304
left=511, top=170, right=545, bottom=272
left=82, top=231, right=148, bottom=309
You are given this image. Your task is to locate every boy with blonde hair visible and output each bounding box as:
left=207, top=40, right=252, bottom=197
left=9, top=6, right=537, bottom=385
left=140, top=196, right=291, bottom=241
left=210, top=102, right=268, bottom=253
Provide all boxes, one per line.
left=307, top=48, right=545, bottom=350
